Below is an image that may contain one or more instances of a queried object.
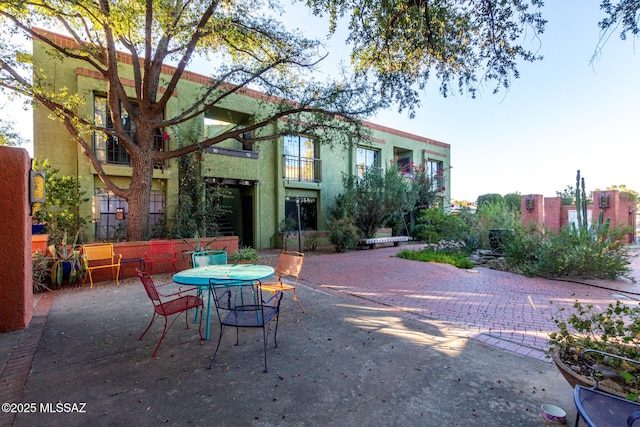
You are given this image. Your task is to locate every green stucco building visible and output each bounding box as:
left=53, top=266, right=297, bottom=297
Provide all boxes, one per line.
left=33, top=30, right=451, bottom=249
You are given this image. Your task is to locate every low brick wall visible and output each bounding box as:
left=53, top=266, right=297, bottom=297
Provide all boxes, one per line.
left=88, top=236, right=239, bottom=282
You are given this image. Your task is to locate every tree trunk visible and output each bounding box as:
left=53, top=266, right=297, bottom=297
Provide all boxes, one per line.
left=125, top=130, right=155, bottom=241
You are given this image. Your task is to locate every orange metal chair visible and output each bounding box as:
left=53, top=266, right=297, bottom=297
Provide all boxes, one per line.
left=260, top=251, right=305, bottom=312
left=136, top=269, right=204, bottom=357
left=82, top=243, right=122, bottom=288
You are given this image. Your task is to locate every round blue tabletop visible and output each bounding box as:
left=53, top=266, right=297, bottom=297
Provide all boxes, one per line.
left=172, top=264, right=275, bottom=287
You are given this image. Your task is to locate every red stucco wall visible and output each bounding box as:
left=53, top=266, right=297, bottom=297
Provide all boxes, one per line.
left=0, top=147, right=33, bottom=331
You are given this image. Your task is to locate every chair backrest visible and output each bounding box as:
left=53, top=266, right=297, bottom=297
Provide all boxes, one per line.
left=83, top=243, right=116, bottom=263
left=192, top=250, right=227, bottom=267
left=276, top=251, right=304, bottom=282
left=209, top=279, right=276, bottom=323
left=136, top=268, right=160, bottom=304
left=148, top=240, right=176, bottom=259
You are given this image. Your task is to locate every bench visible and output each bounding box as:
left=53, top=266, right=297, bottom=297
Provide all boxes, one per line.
left=574, top=349, right=640, bottom=427
left=358, top=236, right=410, bottom=249
left=82, top=243, right=122, bottom=288
left=144, top=240, right=177, bottom=274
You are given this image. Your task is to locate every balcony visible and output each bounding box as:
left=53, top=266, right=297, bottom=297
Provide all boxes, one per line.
left=283, top=154, right=322, bottom=183
left=94, top=133, right=168, bottom=170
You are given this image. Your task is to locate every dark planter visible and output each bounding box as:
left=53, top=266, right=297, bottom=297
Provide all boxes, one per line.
left=551, top=351, right=626, bottom=399
left=32, top=224, right=46, bottom=234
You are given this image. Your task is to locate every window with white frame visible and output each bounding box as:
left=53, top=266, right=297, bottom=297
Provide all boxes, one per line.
left=427, top=160, right=444, bottom=191
left=356, top=147, right=381, bottom=178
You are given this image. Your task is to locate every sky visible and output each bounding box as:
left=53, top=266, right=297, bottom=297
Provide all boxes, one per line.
left=3, top=0, right=639, bottom=203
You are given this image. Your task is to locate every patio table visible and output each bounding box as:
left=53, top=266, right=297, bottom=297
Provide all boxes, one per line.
left=173, top=264, right=275, bottom=339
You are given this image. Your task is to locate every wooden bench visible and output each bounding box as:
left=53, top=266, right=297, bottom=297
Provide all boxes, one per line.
left=358, top=236, right=410, bottom=249
left=144, top=240, right=177, bottom=274
left=82, top=243, right=122, bottom=288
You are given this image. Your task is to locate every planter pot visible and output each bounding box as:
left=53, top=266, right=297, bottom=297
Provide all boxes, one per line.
left=551, top=351, right=626, bottom=399
left=32, top=224, right=46, bottom=234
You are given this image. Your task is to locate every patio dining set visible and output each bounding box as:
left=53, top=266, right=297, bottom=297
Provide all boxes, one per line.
left=136, top=249, right=305, bottom=373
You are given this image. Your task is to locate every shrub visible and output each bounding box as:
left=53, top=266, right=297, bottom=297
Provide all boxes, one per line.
left=502, top=224, right=632, bottom=280
left=397, top=243, right=473, bottom=269
left=462, top=200, right=522, bottom=250
left=328, top=218, right=361, bottom=253
left=303, top=231, right=320, bottom=251
left=414, top=208, right=469, bottom=244
left=32, top=160, right=89, bottom=246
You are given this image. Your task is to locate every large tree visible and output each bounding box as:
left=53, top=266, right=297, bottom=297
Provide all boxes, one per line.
left=0, top=0, right=381, bottom=240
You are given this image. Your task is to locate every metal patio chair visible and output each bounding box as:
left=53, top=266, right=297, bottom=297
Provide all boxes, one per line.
left=136, top=269, right=204, bottom=357
left=192, top=250, right=227, bottom=267
left=261, top=250, right=305, bottom=312
left=573, top=349, right=640, bottom=427
left=208, top=278, right=283, bottom=373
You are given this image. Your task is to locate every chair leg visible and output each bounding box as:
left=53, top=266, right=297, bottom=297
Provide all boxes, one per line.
left=151, top=316, right=170, bottom=357
left=208, top=326, right=226, bottom=369
left=139, top=312, right=158, bottom=340
left=292, top=288, right=306, bottom=313
left=262, top=326, right=269, bottom=373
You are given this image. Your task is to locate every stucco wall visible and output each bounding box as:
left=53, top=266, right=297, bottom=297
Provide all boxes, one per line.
left=0, top=147, right=33, bottom=331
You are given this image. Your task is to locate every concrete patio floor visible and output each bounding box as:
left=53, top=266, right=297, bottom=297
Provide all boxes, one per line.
left=1, top=243, right=638, bottom=426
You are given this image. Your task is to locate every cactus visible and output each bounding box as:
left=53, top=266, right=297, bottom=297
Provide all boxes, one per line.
left=574, top=170, right=589, bottom=231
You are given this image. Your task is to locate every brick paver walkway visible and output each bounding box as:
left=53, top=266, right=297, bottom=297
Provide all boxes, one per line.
left=291, top=245, right=640, bottom=362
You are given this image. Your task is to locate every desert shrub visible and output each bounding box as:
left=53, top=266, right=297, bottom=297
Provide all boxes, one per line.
left=503, top=224, right=632, bottom=280
left=503, top=193, right=522, bottom=212
left=477, top=193, right=503, bottom=207
left=413, top=208, right=469, bottom=244
left=397, top=245, right=473, bottom=269
left=328, top=218, right=361, bottom=253
left=462, top=200, right=522, bottom=250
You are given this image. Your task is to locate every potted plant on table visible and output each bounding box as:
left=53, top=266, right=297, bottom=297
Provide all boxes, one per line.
left=549, top=300, right=640, bottom=401
left=229, top=247, right=259, bottom=264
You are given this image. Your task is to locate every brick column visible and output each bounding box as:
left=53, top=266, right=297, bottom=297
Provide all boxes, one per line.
left=521, top=194, right=543, bottom=229
left=543, top=197, right=562, bottom=233
left=0, top=147, right=33, bottom=331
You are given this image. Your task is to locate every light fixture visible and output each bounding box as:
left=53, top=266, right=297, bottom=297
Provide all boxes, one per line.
left=598, top=194, right=610, bottom=209
left=525, top=197, right=535, bottom=211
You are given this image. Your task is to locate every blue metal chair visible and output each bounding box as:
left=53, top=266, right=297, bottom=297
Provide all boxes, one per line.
left=208, top=278, right=282, bottom=373
left=573, top=349, right=640, bottom=427
left=191, top=250, right=227, bottom=267
left=191, top=250, right=227, bottom=324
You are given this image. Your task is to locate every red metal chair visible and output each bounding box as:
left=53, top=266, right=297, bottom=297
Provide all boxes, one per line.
left=144, top=240, right=177, bottom=274
left=136, top=268, right=204, bottom=357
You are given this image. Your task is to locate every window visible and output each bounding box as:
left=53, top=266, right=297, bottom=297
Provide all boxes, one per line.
left=94, top=189, right=166, bottom=240
left=93, top=95, right=166, bottom=168
left=285, top=197, right=317, bottom=230
left=427, top=160, right=444, bottom=191
left=283, top=136, right=321, bottom=182
left=356, top=147, right=381, bottom=178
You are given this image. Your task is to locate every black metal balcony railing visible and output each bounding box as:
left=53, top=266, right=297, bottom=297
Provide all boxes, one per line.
left=356, top=165, right=383, bottom=178
left=283, top=154, right=322, bottom=182
left=95, top=133, right=167, bottom=169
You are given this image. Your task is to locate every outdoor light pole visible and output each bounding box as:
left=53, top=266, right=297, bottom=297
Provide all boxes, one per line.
left=296, top=197, right=302, bottom=253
